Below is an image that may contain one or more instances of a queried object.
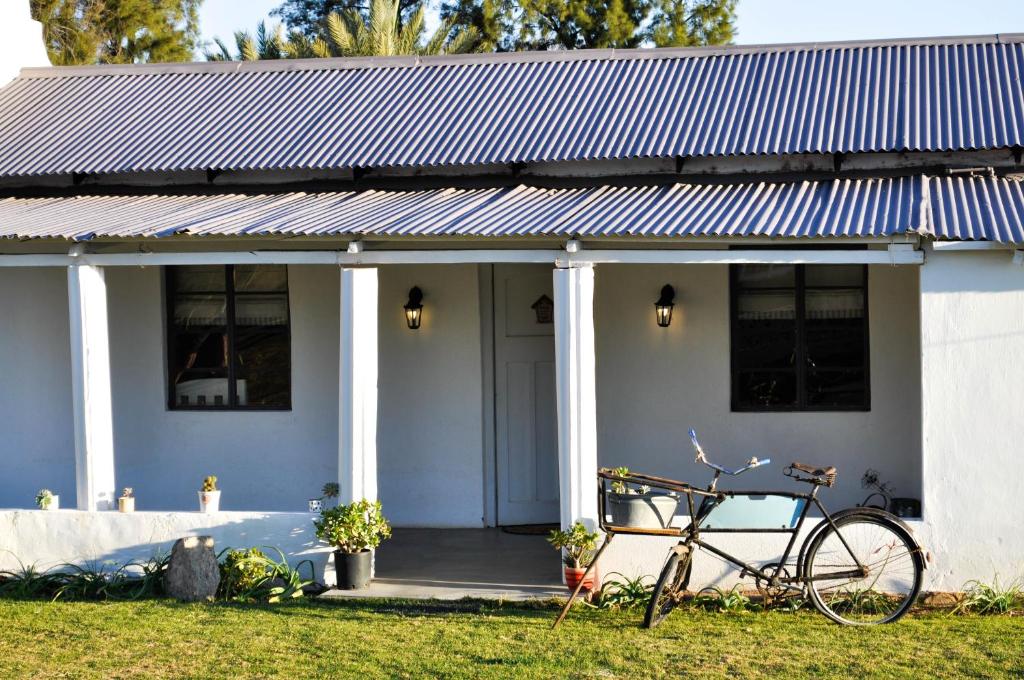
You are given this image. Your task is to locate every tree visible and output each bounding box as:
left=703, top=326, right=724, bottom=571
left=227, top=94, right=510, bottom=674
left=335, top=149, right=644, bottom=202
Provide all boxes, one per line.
left=271, top=0, right=421, bottom=37
left=440, top=0, right=735, bottom=51
left=31, top=0, right=201, bottom=65
left=207, top=0, right=480, bottom=61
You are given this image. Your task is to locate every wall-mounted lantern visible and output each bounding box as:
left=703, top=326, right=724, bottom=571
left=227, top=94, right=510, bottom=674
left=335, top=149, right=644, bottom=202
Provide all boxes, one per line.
left=404, top=286, right=423, bottom=330
left=532, top=294, right=554, bottom=324
left=655, top=284, right=675, bottom=328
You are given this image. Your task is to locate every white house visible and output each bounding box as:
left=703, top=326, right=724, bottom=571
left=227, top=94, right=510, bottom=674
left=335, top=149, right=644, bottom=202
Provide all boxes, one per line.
left=0, top=10, right=1022, bottom=592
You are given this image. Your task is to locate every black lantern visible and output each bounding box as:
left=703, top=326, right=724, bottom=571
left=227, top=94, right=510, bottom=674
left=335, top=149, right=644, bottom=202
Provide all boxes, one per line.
left=654, top=284, right=675, bottom=328
left=404, top=286, right=423, bottom=330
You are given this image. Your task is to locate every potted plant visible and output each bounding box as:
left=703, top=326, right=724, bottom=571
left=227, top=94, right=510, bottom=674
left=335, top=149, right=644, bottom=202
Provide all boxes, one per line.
left=198, top=475, right=220, bottom=513
left=606, top=467, right=678, bottom=529
left=308, top=482, right=339, bottom=513
left=118, top=487, right=135, bottom=513
left=314, top=499, right=391, bottom=590
left=547, top=521, right=600, bottom=592
left=35, top=488, right=58, bottom=511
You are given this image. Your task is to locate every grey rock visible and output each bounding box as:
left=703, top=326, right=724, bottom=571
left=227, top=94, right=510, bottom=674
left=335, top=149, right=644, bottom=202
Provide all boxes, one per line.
left=164, top=535, right=221, bottom=602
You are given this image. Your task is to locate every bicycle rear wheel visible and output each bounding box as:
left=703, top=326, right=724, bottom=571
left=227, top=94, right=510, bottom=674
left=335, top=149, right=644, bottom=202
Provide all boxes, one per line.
left=643, top=547, right=692, bottom=629
left=803, top=513, right=923, bottom=625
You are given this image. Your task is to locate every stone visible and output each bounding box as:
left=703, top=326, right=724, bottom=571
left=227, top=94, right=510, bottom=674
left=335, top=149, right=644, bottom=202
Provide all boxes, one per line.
left=164, top=535, right=221, bottom=602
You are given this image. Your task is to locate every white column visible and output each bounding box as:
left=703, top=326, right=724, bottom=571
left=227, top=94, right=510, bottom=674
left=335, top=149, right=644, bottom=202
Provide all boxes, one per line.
left=338, top=267, right=378, bottom=504
left=67, top=264, right=116, bottom=511
left=553, top=265, right=599, bottom=531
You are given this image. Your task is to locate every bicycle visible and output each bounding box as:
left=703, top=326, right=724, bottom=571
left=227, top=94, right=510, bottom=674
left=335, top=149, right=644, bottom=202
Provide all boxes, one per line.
left=553, top=429, right=927, bottom=629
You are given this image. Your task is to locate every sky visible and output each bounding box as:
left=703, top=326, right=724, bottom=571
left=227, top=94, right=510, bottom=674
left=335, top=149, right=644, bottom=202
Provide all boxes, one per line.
left=198, top=0, right=1024, bottom=50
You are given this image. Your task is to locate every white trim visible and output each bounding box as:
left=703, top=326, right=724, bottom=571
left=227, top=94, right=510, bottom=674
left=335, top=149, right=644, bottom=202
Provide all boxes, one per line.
left=553, top=265, right=599, bottom=532
left=67, top=265, right=116, bottom=511
left=338, top=268, right=378, bottom=505
left=0, top=247, right=924, bottom=268
left=930, top=241, right=1018, bottom=250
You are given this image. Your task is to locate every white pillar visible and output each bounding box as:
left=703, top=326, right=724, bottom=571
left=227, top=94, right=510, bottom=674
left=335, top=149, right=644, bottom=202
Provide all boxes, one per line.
left=338, top=267, right=378, bottom=504
left=553, top=265, right=599, bottom=531
left=67, top=265, right=116, bottom=511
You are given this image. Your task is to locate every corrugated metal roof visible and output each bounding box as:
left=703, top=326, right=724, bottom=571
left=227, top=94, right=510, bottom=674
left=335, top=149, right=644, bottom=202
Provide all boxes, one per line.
left=0, top=175, right=939, bottom=241
left=929, top=175, right=1024, bottom=242
left=0, top=35, right=1022, bottom=177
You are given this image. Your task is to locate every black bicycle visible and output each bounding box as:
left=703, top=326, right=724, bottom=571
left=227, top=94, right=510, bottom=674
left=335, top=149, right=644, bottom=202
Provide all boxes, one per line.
left=553, top=429, right=927, bottom=629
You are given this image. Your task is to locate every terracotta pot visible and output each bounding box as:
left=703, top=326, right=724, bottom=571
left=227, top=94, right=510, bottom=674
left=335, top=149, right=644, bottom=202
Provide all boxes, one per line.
left=564, top=566, right=599, bottom=592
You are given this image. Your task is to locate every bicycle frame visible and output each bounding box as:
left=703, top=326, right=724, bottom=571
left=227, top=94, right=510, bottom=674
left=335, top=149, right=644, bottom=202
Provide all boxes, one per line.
left=595, top=468, right=869, bottom=591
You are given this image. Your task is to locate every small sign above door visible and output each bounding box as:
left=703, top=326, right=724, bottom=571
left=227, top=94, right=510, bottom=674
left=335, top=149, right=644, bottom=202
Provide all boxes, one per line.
left=532, top=295, right=554, bottom=324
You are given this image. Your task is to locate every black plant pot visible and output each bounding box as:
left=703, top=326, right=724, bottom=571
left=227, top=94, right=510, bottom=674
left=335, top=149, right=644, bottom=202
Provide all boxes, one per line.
left=334, top=549, right=372, bottom=590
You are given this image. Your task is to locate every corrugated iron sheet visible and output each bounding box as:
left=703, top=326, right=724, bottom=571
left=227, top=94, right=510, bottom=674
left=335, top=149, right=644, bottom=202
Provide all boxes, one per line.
left=929, top=175, right=1024, bottom=242
left=0, top=176, right=936, bottom=241
left=0, top=36, right=1021, bottom=177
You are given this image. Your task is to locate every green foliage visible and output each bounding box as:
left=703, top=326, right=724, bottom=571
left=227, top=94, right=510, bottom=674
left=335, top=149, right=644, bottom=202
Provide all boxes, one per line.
left=692, top=585, right=751, bottom=613
left=218, top=547, right=314, bottom=603
left=209, top=0, right=481, bottom=61
left=440, top=0, right=735, bottom=51
left=588, top=572, right=653, bottom=610
left=315, top=499, right=392, bottom=554
left=952, top=578, right=1023, bottom=616
left=546, top=521, right=600, bottom=569
left=201, top=476, right=217, bottom=492
left=34, top=489, right=55, bottom=510
left=31, top=0, right=200, bottom=66
left=272, top=0, right=422, bottom=37
left=0, top=554, right=169, bottom=602
left=321, top=482, right=340, bottom=499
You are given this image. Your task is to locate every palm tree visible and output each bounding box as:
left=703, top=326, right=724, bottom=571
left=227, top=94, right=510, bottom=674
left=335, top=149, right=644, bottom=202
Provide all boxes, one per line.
left=205, top=0, right=480, bottom=61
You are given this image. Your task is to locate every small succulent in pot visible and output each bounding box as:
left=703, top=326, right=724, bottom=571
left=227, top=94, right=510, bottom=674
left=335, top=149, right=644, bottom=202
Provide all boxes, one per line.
left=35, top=488, right=59, bottom=511
left=199, top=475, right=221, bottom=513
left=547, top=521, right=601, bottom=592
left=309, top=482, right=340, bottom=512
left=118, top=487, right=135, bottom=513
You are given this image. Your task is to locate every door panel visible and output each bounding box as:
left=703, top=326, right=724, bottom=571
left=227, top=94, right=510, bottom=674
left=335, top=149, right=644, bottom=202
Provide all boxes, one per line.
left=494, top=264, right=559, bottom=525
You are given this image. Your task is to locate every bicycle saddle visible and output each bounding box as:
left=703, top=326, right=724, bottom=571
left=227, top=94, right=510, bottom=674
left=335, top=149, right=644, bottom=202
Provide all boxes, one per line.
left=788, top=462, right=837, bottom=486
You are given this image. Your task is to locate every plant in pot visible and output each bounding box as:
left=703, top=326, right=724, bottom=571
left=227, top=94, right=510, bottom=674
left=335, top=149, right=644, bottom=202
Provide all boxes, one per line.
left=199, top=475, right=220, bottom=513
left=314, top=499, right=391, bottom=590
left=607, top=466, right=679, bottom=529
left=308, top=482, right=339, bottom=513
left=547, top=521, right=600, bottom=593
left=118, top=487, right=135, bottom=513
left=35, top=488, right=58, bottom=511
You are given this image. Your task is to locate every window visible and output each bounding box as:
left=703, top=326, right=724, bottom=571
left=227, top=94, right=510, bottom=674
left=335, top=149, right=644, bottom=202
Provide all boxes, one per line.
left=166, top=265, right=291, bottom=410
left=730, top=264, right=869, bottom=411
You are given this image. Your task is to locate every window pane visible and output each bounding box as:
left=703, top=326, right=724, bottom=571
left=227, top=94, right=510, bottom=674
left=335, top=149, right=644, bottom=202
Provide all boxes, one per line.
left=805, top=286, right=865, bottom=371
left=735, top=264, right=795, bottom=288
left=173, top=294, right=227, bottom=327
left=805, top=265, right=863, bottom=287
left=736, top=371, right=797, bottom=408
left=169, top=331, right=230, bottom=407
left=735, top=289, right=796, bottom=369
left=172, top=265, right=225, bottom=292
left=806, top=369, right=866, bottom=408
left=234, top=264, right=287, bottom=292
left=235, top=293, right=289, bottom=327
left=235, top=330, right=290, bottom=407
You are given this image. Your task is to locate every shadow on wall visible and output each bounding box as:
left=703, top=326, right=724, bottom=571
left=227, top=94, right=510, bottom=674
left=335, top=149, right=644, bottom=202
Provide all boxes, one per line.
left=0, top=510, right=333, bottom=583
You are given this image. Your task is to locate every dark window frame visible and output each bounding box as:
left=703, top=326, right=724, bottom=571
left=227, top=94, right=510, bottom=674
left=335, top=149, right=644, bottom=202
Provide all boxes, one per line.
left=729, top=264, right=871, bottom=413
left=165, top=264, right=292, bottom=411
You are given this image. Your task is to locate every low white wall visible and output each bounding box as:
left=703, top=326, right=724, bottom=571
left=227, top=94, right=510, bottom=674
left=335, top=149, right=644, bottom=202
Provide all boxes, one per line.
left=918, top=249, right=1024, bottom=591
left=0, top=509, right=333, bottom=582
left=593, top=264, right=922, bottom=512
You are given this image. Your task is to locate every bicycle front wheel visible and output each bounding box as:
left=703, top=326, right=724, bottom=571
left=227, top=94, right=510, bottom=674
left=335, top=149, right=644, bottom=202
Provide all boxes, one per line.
left=643, top=547, right=692, bottom=629
left=804, top=513, right=923, bottom=625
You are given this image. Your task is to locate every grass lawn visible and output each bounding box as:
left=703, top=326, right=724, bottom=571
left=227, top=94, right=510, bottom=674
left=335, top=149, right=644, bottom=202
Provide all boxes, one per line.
left=0, top=598, right=1020, bottom=679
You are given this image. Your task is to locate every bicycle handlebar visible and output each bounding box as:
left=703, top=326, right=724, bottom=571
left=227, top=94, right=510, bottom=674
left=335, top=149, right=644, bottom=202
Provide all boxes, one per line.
left=688, top=428, right=770, bottom=476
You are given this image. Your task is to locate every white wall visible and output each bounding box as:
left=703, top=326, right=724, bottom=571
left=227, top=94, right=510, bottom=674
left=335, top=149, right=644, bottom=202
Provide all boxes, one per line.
left=594, top=264, right=922, bottom=512
left=0, top=268, right=75, bottom=507
left=376, top=265, right=485, bottom=527
left=107, top=265, right=340, bottom=512
left=919, top=249, right=1024, bottom=590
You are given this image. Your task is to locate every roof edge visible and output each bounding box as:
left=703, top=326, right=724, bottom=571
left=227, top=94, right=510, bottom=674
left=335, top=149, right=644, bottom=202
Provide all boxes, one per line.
left=16, top=32, right=1024, bottom=79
